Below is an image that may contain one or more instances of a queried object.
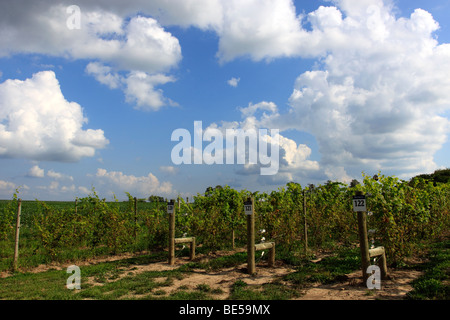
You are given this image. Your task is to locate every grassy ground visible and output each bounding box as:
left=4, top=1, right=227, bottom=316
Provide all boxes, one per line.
left=1, top=238, right=448, bottom=300
left=407, top=239, right=450, bottom=300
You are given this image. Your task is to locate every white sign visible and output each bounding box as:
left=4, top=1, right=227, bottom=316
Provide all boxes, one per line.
left=352, top=195, right=366, bottom=212
left=167, top=203, right=174, bottom=214
left=244, top=201, right=253, bottom=215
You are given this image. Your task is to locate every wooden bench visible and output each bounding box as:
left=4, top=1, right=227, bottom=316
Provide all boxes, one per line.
left=174, top=237, right=196, bottom=260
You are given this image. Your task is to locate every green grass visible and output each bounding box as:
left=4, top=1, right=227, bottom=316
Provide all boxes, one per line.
left=75, top=270, right=183, bottom=300
left=166, top=290, right=210, bottom=300
left=283, top=247, right=360, bottom=287
left=178, top=251, right=247, bottom=272
left=0, top=269, right=70, bottom=300
left=407, top=239, right=450, bottom=300
left=229, top=279, right=300, bottom=300
left=0, top=251, right=184, bottom=300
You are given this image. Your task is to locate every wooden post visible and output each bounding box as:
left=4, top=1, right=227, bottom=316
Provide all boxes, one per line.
left=245, top=197, right=255, bottom=275
left=168, top=200, right=175, bottom=265
left=13, top=199, right=22, bottom=272
left=303, top=190, right=308, bottom=256
left=355, top=191, right=370, bottom=283
left=134, top=197, right=137, bottom=241
left=232, top=229, right=235, bottom=250
left=75, top=198, right=78, bottom=214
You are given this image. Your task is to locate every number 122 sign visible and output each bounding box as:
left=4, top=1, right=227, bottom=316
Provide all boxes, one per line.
left=244, top=200, right=253, bottom=215
left=352, top=195, right=366, bottom=212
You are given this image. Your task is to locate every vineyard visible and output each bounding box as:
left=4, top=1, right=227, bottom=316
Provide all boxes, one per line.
left=0, top=172, right=449, bottom=300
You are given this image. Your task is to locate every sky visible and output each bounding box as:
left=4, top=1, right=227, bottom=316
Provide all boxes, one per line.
left=0, top=0, right=450, bottom=201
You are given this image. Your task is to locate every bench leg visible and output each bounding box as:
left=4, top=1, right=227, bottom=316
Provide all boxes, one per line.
left=189, top=237, right=196, bottom=260
left=268, top=244, right=275, bottom=267
left=379, top=252, right=388, bottom=280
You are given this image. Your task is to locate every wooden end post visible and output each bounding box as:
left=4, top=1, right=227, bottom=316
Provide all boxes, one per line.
left=354, top=191, right=370, bottom=283
left=303, top=190, right=308, bottom=256
left=358, top=210, right=370, bottom=283
left=245, top=197, right=255, bottom=275
left=13, top=199, right=22, bottom=272
left=134, top=197, right=137, bottom=241
left=168, top=200, right=175, bottom=265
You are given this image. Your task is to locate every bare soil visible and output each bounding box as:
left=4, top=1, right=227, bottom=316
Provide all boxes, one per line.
left=294, top=269, right=422, bottom=300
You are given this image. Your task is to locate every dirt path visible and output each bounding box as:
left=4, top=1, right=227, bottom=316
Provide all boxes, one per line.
left=156, top=260, right=297, bottom=299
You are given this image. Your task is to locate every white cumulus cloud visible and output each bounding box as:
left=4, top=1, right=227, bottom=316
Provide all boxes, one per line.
left=28, top=165, right=45, bottom=178
left=282, top=2, right=450, bottom=179
left=0, top=4, right=181, bottom=75
left=227, top=77, right=240, bottom=87
left=47, top=169, right=74, bottom=181
left=124, top=71, right=178, bottom=111
left=85, top=62, right=121, bottom=89
left=85, top=62, right=177, bottom=111
left=0, top=71, right=109, bottom=162
left=0, top=2, right=182, bottom=111
left=95, top=168, right=173, bottom=197
left=216, top=0, right=304, bottom=62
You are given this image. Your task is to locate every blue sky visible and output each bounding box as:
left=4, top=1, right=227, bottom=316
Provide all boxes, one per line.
left=0, top=0, right=449, bottom=201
